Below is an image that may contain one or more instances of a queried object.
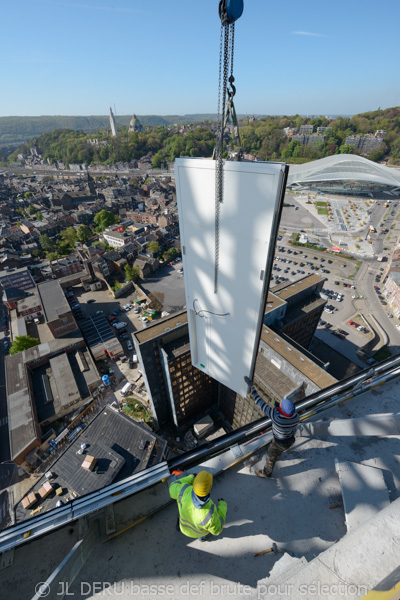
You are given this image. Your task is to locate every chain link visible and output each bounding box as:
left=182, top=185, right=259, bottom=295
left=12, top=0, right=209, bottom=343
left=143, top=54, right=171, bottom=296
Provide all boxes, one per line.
left=214, top=21, right=232, bottom=294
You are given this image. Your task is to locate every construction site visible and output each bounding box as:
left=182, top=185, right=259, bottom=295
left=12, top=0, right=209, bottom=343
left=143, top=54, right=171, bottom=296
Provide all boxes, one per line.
left=1, top=3, right=400, bottom=600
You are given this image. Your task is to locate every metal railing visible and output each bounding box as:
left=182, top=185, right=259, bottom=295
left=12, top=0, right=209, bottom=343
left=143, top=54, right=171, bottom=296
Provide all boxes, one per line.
left=1, top=354, right=400, bottom=553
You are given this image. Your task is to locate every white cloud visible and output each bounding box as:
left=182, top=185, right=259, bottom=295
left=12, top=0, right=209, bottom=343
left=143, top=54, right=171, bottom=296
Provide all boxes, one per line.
left=292, top=31, right=328, bottom=38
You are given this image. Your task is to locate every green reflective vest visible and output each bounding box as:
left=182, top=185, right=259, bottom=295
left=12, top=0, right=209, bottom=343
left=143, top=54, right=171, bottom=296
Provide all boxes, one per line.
left=169, top=474, right=228, bottom=538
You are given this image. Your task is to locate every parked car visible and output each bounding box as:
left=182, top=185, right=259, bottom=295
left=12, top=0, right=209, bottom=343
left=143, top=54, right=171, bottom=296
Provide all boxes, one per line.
left=333, top=332, right=345, bottom=339
left=127, top=340, right=133, bottom=350
left=142, top=317, right=149, bottom=323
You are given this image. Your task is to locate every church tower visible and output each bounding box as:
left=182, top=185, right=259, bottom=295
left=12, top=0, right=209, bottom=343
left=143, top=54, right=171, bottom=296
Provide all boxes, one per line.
left=129, top=114, right=143, bottom=133
left=109, top=107, right=117, bottom=137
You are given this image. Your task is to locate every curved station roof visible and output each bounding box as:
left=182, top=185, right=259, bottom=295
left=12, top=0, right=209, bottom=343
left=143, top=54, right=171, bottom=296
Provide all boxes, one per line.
left=287, top=154, right=400, bottom=196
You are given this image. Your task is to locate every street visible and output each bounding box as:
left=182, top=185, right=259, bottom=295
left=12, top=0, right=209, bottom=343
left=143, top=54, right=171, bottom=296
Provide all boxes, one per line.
left=275, top=194, right=400, bottom=370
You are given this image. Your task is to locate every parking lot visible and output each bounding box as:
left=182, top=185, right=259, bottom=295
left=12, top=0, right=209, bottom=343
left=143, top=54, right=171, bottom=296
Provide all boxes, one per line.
left=140, top=259, right=186, bottom=313
left=270, top=239, right=370, bottom=368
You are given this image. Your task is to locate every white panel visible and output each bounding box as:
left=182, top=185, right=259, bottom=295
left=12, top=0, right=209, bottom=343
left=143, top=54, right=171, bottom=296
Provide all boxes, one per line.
left=175, top=158, right=286, bottom=397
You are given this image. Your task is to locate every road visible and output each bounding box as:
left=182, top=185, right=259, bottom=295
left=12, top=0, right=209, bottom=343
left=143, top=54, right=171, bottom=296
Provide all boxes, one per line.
left=276, top=198, right=400, bottom=369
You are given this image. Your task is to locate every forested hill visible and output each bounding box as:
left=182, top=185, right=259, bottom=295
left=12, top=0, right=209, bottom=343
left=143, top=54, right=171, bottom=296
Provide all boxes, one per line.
left=5, top=106, right=400, bottom=168
left=0, top=114, right=222, bottom=146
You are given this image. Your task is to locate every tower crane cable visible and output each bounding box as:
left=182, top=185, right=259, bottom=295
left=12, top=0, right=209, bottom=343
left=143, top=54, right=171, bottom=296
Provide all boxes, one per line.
left=214, top=0, right=243, bottom=294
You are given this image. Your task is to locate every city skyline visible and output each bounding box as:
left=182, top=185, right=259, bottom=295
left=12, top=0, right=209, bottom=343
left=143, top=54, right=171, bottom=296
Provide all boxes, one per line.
left=1, top=0, right=399, bottom=118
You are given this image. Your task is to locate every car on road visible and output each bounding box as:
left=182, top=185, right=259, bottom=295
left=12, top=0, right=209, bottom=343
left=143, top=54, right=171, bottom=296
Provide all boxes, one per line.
left=120, top=333, right=129, bottom=340
left=87, top=299, right=96, bottom=303
left=373, top=286, right=379, bottom=291
left=127, top=340, right=133, bottom=350
left=142, top=317, right=149, bottom=323
left=325, top=323, right=333, bottom=329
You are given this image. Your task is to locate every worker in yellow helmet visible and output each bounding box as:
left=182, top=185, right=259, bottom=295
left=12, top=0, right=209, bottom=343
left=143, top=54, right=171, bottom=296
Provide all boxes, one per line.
left=169, top=470, right=227, bottom=541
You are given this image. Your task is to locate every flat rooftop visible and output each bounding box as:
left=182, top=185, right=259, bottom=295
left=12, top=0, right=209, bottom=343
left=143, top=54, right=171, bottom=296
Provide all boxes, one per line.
left=261, top=325, right=337, bottom=389
left=163, top=333, right=191, bottom=359
left=254, top=349, right=299, bottom=400
left=5, top=338, right=87, bottom=460
left=16, top=290, right=41, bottom=313
left=264, top=291, right=286, bottom=314
left=271, top=273, right=325, bottom=299
left=134, top=310, right=188, bottom=344
left=14, top=407, right=167, bottom=523
left=37, top=280, right=71, bottom=322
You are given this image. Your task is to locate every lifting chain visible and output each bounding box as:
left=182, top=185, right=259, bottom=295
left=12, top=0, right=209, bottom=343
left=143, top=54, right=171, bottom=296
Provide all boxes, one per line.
left=213, top=1, right=243, bottom=294
left=214, top=21, right=236, bottom=294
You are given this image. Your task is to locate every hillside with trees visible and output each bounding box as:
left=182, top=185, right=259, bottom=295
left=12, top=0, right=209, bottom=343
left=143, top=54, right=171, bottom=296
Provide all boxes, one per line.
left=0, top=114, right=223, bottom=146
left=6, top=106, right=400, bottom=168
left=237, top=107, right=400, bottom=164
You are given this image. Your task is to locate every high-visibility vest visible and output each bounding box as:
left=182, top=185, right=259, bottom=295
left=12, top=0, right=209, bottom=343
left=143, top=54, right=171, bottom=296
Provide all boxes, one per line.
left=169, top=475, right=228, bottom=539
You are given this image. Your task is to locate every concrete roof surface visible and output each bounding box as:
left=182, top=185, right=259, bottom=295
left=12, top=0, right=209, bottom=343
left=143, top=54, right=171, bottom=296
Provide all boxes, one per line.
left=2, top=373, right=400, bottom=600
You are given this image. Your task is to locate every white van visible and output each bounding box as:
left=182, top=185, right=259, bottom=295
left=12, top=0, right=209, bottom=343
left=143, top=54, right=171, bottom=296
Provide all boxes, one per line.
left=120, top=382, right=131, bottom=397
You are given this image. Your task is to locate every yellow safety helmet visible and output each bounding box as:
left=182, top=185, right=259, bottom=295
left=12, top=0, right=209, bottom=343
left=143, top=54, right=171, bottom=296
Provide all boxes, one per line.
left=193, top=471, right=213, bottom=497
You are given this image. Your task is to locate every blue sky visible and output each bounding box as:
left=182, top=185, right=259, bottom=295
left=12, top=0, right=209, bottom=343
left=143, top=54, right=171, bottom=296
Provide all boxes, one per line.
left=1, top=0, right=399, bottom=117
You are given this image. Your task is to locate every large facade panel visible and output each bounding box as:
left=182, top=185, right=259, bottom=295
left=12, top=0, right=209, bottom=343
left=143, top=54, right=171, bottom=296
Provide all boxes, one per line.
left=175, top=158, right=287, bottom=397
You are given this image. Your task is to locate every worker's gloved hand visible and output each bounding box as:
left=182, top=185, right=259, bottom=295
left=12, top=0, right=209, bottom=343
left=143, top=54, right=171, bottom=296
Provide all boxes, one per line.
left=244, top=376, right=254, bottom=389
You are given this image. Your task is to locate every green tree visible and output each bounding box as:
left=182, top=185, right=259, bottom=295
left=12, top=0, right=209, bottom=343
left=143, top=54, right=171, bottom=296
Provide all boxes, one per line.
left=340, top=144, right=354, bottom=154
left=124, top=264, right=140, bottom=282
left=35, top=211, right=43, bottom=221
left=46, top=251, right=59, bottom=261
left=32, top=248, right=44, bottom=258
left=94, top=209, right=118, bottom=232
left=163, top=247, right=178, bottom=261
left=76, top=224, right=92, bottom=243
left=61, top=226, right=78, bottom=246
left=24, top=191, right=32, bottom=198
left=147, top=241, right=160, bottom=256
left=28, top=205, right=36, bottom=215
left=39, top=234, right=55, bottom=252
left=9, top=335, right=39, bottom=355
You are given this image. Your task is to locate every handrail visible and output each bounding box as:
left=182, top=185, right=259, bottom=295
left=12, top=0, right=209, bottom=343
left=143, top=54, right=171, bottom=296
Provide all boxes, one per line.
left=1, top=355, right=400, bottom=553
